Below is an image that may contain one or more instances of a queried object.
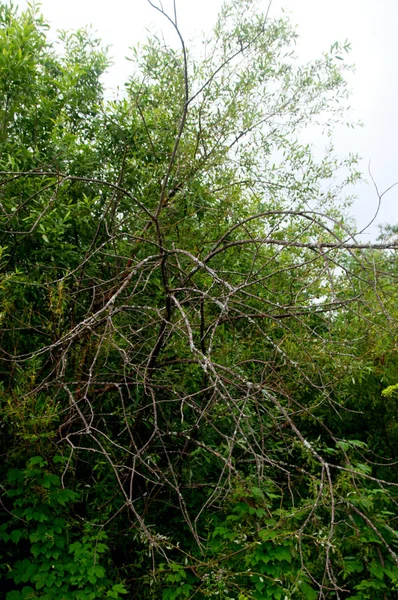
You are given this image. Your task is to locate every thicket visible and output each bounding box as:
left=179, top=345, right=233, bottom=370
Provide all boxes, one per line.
left=1, top=2, right=398, bottom=598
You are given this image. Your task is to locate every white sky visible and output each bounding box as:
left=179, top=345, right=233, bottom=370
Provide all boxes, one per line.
left=19, top=0, right=398, bottom=238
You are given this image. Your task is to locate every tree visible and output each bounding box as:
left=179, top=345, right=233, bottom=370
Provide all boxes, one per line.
left=1, top=1, right=398, bottom=598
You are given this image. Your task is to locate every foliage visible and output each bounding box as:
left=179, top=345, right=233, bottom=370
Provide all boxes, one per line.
left=1, top=456, right=127, bottom=599
left=1, top=1, right=398, bottom=598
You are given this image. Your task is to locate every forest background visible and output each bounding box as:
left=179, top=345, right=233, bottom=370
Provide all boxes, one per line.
left=1, top=1, right=398, bottom=599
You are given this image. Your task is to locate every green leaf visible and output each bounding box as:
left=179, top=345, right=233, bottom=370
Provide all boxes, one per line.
left=28, top=456, right=46, bottom=467
left=272, top=546, right=292, bottom=563
left=107, top=583, right=128, bottom=597
left=299, top=581, right=318, bottom=600
left=10, top=528, right=24, bottom=543
left=6, top=592, right=22, bottom=600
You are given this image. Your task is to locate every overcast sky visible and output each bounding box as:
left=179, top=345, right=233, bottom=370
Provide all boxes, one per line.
left=19, top=0, right=398, bottom=238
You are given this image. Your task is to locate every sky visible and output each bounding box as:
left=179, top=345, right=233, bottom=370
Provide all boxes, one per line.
left=18, top=0, right=398, bottom=238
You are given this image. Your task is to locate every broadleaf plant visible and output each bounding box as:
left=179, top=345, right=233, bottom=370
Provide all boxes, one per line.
left=0, top=1, right=397, bottom=598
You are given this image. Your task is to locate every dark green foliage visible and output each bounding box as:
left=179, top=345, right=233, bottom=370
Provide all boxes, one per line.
left=1, top=2, right=398, bottom=599
left=1, top=456, right=127, bottom=598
